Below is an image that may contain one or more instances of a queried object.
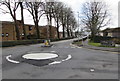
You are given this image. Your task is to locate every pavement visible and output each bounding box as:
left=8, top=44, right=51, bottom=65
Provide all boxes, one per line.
left=79, top=39, right=120, bottom=53
left=1, top=38, right=118, bottom=79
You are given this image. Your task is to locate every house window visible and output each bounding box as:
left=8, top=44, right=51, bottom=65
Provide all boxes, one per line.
left=29, top=26, right=32, bottom=31
left=6, top=33, right=9, bottom=37
left=2, top=33, right=4, bottom=37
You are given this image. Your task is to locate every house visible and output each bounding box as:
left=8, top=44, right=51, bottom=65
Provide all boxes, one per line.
left=39, top=25, right=57, bottom=39
left=100, top=27, right=120, bottom=38
left=0, top=20, right=58, bottom=41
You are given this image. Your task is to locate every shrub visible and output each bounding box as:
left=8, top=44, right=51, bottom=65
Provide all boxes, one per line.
left=112, top=38, right=120, bottom=44
left=1, top=39, right=44, bottom=47
left=90, top=36, right=112, bottom=43
left=1, top=37, right=75, bottom=47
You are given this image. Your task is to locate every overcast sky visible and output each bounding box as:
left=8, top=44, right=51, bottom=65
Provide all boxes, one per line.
left=0, top=0, right=119, bottom=30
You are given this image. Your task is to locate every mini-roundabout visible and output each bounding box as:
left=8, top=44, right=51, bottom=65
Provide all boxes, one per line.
left=6, top=51, right=72, bottom=67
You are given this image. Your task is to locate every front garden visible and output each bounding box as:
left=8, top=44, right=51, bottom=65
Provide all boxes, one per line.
left=88, top=36, right=120, bottom=48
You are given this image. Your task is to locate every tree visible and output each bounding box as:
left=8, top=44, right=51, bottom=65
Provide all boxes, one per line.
left=59, top=6, right=67, bottom=38
left=1, top=0, right=20, bottom=40
left=81, top=1, right=110, bottom=41
left=52, top=2, right=63, bottom=39
left=65, top=7, right=73, bottom=37
left=69, top=16, right=77, bottom=37
left=25, top=1, right=45, bottom=39
left=45, top=1, right=55, bottom=39
left=19, top=2, right=27, bottom=39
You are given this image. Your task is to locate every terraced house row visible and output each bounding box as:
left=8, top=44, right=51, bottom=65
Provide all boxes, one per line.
left=0, top=20, right=63, bottom=41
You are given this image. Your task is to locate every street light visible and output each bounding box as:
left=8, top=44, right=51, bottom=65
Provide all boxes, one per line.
left=77, top=11, right=84, bottom=45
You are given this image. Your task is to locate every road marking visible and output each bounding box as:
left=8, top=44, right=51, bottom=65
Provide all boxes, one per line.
left=90, top=68, right=95, bottom=72
left=6, top=54, right=72, bottom=65
left=49, top=55, right=72, bottom=65
left=6, top=55, right=20, bottom=64
left=62, top=55, right=72, bottom=61
left=22, top=53, right=58, bottom=60
left=48, top=61, right=62, bottom=65
left=70, top=43, right=82, bottom=48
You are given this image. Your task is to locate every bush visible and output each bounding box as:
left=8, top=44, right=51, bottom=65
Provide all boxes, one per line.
left=90, top=36, right=112, bottom=43
left=1, top=37, right=75, bottom=47
left=1, top=39, right=44, bottom=47
left=112, top=38, right=120, bottom=44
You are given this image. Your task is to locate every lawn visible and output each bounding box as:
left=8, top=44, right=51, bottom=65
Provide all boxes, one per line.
left=88, top=41, right=101, bottom=47
left=88, top=41, right=119, bottom=48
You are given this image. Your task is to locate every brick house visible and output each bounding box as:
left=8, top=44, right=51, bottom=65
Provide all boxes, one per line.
left=100, top=27, right=120, bottom=38
left=39, top=25, right=57, bottom=39
left=0, top=21, right=58, bottom=41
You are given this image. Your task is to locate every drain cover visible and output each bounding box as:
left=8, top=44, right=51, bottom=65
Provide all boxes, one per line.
left=22, top=53, right=58, bottom=60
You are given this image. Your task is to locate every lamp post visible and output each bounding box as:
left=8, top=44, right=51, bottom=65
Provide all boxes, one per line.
left=77, top=12, right=80, bottom=42
left=77, top=11, right=84, bottom=45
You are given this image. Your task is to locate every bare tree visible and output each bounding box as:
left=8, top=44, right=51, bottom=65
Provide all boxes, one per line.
left=65, top=7, right=73, bottom=37
left=25, top=1, right=45, bottom=39
left=45, top=1, right=55, bottom=39
left=52, top=2, right=63, bottom=39
left=19, top=2, right=27, bottom=40
left=81, top=1, right=110, bottom=40
left=69, top=16, right=77, bottom=37
left=1, top=0, right=20, bottom=40
left=59, top=6, right=69, bottom=38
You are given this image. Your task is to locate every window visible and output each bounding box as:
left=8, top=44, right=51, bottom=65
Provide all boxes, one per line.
left=2, top=33, right=4, bottom=37
left=29, top=26, right=32, bottom=31
left=6, top=33, right=9, bottom=37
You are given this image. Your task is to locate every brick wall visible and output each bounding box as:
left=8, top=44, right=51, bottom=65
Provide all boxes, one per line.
left=1, top=22, right=16, bottom=41
left=1, top=21, right=58, bottom=41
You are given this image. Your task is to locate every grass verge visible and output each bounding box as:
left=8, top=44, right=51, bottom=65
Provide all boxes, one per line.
left=88, top=40, right=119, bottom=48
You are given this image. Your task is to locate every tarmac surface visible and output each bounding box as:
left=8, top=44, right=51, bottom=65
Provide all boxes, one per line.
left=2, top=38, right=118, bottom=79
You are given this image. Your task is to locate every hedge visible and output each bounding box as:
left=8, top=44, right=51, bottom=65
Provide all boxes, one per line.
left=90, top=36, right=112, bottom=43
left=1, top=39, right=44, bottom=47
left=1, top=37, right=75, bottom=47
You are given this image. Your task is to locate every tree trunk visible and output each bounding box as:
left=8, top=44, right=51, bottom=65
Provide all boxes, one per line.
left=56, top=19, right=59, bottom=39
left=35, top=9, right=40, bottom=39
left=91, top=32, right=95, bottom=41
left=13, top=10, right=20, bottom=40
left=35, top=21, right=40, bottom=39
left=70, top=29, right=73, bottom=37
left=14, top=19, right=20, bottom=40
left=20, top=2, right=27, bottom=40
left=49, top=15, right=52, bottom=39
left=62, top=24, right=65, bottom=38
left=67, top=27, right=70, bottom=37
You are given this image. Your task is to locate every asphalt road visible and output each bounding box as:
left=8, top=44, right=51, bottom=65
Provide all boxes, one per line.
left=2, top=39, right=118, bottom=79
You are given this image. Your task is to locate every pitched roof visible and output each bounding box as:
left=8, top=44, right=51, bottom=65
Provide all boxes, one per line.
left=102, top=27, right=120, bottom=32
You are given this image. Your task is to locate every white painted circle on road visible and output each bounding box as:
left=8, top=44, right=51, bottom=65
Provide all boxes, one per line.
left=6, top=55, right=20, bottom=64
left=22, top=53, right=58, bottom=60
